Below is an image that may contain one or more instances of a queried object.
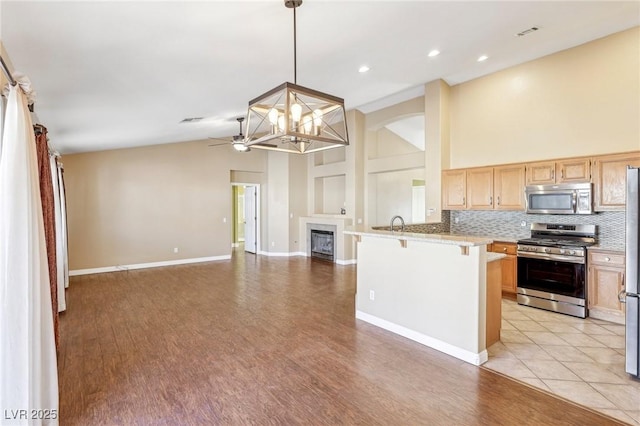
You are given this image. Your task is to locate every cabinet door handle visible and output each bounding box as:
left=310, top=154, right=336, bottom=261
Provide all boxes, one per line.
left=619, top=289, right=627, bottom=303
left=489, top=196, right=493, bottom=205
left=561, top=169, right=564, bottom=179
left=605, top=257, right=611, bottom=262
left=497, top=196, right=501, bottom=205
left=551, top=169, right=555, bottom=180
left=463, top=196, right=466, bottom=205
left=503, top=247, right=507, bottom=252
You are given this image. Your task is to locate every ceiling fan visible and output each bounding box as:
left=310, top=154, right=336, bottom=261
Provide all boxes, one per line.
left=207, top=116, right=281, bottom=152
left=208, top=117, right=250, bottom=152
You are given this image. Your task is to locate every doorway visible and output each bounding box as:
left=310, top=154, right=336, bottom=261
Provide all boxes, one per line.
left=232, top=183, right=259, bottom=254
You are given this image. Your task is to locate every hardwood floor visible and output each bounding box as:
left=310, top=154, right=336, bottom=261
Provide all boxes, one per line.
left=58, top=252, right=623, bottom=425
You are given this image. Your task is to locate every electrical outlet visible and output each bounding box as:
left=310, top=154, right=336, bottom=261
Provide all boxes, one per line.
left=520, top=221, right=527, bottom=227
left=173, top=247, right=179, bottom=253
left=369, top=290, right=375, bottom=301
left=223, top=217, right=227, bottom=223
left=454, top=217, right=460, bottom=224
left=290, top=213, right=294, bottom=219
left=357, top=218, right=362, bottom=224
left=271, top=241, right=275, bottom=247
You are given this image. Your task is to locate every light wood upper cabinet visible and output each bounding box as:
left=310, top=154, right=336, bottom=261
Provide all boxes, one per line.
left=442, top=169, right=467, bottom=210
left=443, top=151, right=640, bottom=212
left=526, top=158, right=590, bottom=185
left=494, top=165, right=526, bottom=210
left=593, top=152, right=640, bottom=211
left=526, top=161, right=556, bottom=185
left=557, top=158, right=591, bottom=183
left=467, top=168, right=494, bottom=210
left=442, top=165, right=525, bottom=211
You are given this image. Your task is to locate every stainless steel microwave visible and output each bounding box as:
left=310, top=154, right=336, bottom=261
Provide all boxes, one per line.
left=524, top=183, right=593, bottom=215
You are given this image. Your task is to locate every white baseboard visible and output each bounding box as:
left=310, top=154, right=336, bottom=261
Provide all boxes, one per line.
left=69, top=255, right=231, bottom=276
left=336, top=259, right=357, bottom=265
left=257, top=251, right=306, bottom=257
left=355, top=310, right=488, bottom=366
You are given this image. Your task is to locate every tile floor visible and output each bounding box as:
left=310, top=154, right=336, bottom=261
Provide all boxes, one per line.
left=483, top=299, right=640, bottom=425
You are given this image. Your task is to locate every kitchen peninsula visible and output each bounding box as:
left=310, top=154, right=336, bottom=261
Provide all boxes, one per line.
left=344, top=228, right=495, bottom=365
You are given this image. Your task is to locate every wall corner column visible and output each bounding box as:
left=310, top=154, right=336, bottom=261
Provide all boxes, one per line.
left=425, top=79, right=451, bottom=224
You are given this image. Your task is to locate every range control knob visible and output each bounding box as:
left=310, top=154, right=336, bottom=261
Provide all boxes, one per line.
left=544, top=248, right=551, bottom=253
left=559, top=249, right=566, bottom=255
left=569, top=250, right=576, bottom=255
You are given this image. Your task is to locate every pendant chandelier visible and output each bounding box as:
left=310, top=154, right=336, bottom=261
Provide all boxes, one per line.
left=244, top=0, right=349, bottom=154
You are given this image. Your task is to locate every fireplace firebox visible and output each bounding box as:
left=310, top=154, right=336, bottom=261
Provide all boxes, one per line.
left=310, top=229, right=335, bottom=262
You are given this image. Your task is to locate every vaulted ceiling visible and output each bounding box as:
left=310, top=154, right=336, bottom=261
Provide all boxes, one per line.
left=2, top=1, right=638, bottom=154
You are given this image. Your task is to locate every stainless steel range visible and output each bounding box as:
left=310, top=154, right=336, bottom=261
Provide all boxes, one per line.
left=517, top=223, right=597, bottom=318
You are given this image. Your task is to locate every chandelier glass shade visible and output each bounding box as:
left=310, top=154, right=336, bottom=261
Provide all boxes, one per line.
left=244, top=1, right=349, bottom=154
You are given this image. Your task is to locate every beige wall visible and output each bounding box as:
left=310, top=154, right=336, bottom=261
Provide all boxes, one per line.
left=64, top=140, right=267, bottom=270
left=288, top=154, right=308, bottom=252
left=363, top=97, right=425, bottom=227
left=449, top=27, right=640, bottom=168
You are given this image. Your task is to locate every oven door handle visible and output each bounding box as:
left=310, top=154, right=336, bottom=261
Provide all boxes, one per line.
left=517, top=251, right=585, bottom=264
left=572, top=192, right=577, bottom=213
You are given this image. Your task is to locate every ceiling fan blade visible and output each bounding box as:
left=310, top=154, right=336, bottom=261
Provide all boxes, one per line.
left=208, top=143, right=228, bottom=147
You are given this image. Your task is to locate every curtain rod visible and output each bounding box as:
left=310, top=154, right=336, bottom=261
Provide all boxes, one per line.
left=0, top=55, right=17, bottom=86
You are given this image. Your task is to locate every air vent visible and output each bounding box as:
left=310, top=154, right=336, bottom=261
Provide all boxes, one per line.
left=516, top=27, right=539, bottom=37
left=180, top=117, right=204, bottom=123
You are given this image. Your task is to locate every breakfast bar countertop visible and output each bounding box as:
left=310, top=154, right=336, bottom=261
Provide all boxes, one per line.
left=344, top=227, right=492, bottom=247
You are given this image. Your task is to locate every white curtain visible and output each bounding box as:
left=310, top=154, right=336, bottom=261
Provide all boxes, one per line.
left=57, top=163, right=68, bottom=291
left=49, top=154, right=66, bottom=312
left=0, top=83, right=59, bottom=424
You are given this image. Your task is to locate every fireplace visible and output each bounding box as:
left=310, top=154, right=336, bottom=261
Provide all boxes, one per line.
left=310, top=229, right=335, bottom=261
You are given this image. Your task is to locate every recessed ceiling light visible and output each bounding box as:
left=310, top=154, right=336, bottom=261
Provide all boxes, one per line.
left=477, top=55, right=489, bottom=62
left=358, top=65, right=370, bottom=73
left=428, top=50, right=440, bottom=57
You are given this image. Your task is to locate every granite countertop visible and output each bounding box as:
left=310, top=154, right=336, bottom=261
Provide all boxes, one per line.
left=344, top=227, right=492, bottom=247
left=487, top=252, right=507, bottom=262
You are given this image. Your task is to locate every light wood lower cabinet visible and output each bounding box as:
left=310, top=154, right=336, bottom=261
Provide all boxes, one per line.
left=588, top=249, right=625, bottom=324
left=489, top=242, right=518, bottom=295
left=486, top=258, right=502, bottom=347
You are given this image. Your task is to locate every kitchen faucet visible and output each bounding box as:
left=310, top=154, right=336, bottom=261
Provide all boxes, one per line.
left=390, top=215, right=405, bottom=232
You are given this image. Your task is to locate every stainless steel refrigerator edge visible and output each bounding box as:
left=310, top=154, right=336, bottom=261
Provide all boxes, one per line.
left=625, top=167, right=640, bottom=378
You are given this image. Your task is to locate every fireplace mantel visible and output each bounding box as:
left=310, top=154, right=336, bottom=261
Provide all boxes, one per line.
left=299, top=216, right=354, bottom=264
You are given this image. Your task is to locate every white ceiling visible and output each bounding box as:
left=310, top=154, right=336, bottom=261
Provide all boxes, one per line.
left=1, top=1, right=638, bottom=154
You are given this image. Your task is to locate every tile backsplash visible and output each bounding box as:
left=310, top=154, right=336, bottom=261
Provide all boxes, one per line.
left=370, top=210, right=625, bottom=251
left=449, top=210, right=625, bottom=250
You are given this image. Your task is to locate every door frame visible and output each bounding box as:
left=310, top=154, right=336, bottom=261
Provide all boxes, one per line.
left=231, top=182, right=260, bottom=254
